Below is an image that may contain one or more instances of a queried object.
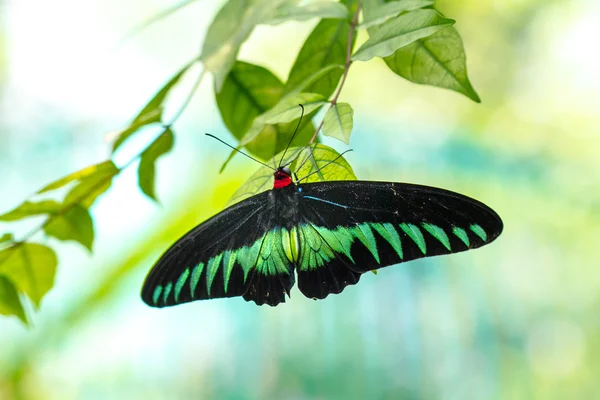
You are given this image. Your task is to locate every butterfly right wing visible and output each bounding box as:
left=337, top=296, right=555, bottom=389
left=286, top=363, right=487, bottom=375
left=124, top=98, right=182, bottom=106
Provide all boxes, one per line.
left=294, top=181, right=503, bottom=299
left=141, top=190, right=295, bottom=308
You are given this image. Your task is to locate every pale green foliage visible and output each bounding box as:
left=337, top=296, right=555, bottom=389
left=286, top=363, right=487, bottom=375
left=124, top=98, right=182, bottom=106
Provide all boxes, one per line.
left=0, top=276, right=27, bottom=324
left=216, top=61, right=314, bottom=161
left=352, top=9, right=455, bottom=61
left=292, top=144, right=357, bottom=183
left=138, top=127, right=175, bottom=201
left=44, top=206, right=95, bottom=252
left=265, top=1, right=348, bottom=25
left=62, top=162, right=120, bottom=207
left=37, top=160, right=117, bottom=193
left=227, top=144, right=357, bottom=206
left=0, top=243, right=57, bottom=309
left=322, top=102, right=354, bottom=144
left=202, top=0, right=350, bottom=91
left=240, top=93, right=327, bottom=146
left=285, top=18, right=351, bottom=98
left=358, top=0, right=433, bottom=29
left=0, top=200, right=61, bottom=221
left=112, top=63, right=192, bottom=153
left=384, top=26, right=481, bottom=102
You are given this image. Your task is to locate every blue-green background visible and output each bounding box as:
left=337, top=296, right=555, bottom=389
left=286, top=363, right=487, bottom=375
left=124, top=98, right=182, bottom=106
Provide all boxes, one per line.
left=1, top=0, right=599, bottom=398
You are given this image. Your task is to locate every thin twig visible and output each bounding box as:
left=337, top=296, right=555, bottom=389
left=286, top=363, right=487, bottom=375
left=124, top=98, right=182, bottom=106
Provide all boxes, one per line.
left=0, top=65, right=206, bottom=268
left=309, top=0, right=362, bottom=144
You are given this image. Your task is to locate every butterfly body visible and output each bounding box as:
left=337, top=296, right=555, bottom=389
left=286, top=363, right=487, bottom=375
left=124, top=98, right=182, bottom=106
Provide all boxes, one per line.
left=142, top=167, right=502, bottom=307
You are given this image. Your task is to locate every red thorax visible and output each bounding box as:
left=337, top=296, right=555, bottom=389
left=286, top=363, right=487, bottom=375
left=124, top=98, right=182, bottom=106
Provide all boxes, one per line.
left=273, top=169, right=293, bottom=189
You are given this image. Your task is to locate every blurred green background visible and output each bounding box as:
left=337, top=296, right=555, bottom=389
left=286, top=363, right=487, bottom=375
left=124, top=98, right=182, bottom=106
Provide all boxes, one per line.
left=1, top=0, right=599, bottom=399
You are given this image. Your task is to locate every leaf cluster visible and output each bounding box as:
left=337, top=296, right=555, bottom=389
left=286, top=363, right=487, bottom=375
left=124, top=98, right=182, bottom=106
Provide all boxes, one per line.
left=0, top=0, right=481, bottom=324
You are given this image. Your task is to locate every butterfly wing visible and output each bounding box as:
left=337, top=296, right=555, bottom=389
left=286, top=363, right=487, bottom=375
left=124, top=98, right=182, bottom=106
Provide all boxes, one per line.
left=294, top=181, right=503, bottom=299
left=141, top=190, right=296, bottom=308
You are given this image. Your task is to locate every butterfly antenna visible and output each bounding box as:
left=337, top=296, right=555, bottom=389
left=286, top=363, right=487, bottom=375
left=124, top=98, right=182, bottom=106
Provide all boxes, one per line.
left=205, top=133, right=275, bottom=171
left=292, top=142, right=318, bottom=171
left=278, top=104, right=305, bottom=168
left=297, top=149, right=353, bottom=183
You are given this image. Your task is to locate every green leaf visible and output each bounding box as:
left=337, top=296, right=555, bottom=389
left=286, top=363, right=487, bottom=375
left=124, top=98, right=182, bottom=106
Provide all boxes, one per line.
left=241, top=93, right=327, bottom=146
left=284, top=64, right=345, bottom=97
left=359, top=0, right=433, bottom=29
left=0, top=276, right=27, bottom=324
left=292, top=144, right=357, bottom=183
left=285, top=18, right=352, bottom=98
left=0, top=200, right=61, bottom=222
left=351, top=9, right=454, bottom=61
left=0, top=243, right=57, bottom=308
left=216, top=61, right=286, bottom=159
left=64, top=161, right=119, bottom=208
left=43, top=205, right=95, bottom=251
left=138, top=128, right=175, bottom=201
left=0, top=233, right=13, bottom=244
left=383, top=26, right=481, bottom=102
left=112, top=61, right=192, bottom=153
left=322, top=102, right=354, bottom=144
left=38, top=160, right=118, bottom=194
left=217, top=61, right=284, bottom=140
left=264, top=1, right=348, bottom=25
left=202, top=0, right=350, bottom=91
left=110, top=111, right=162, bottom=154
left=227, top=143, right=355, bottom=206
left=201, top=0, right=272, bottom=91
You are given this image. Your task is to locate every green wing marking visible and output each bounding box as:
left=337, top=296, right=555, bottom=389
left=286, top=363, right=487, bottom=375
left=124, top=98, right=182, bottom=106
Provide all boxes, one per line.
left=150, top=219, right=493, bottom=307
left=174, top=268, right=190, bottom=302
left=152, top=285, right=163, bottom=305
left=470, top=224, right=488, bottom=241
left=400, top=223, right=427, bottom=254
left=206, top=253, right=224, bottom=296
left=422, top=223, right=451, bottom=251
left=162, top=282, right=173, bottom=304
left=372, top=222, right=403, bottom=259
left=452, top=227, right=470, bottom=247
left=190, top=262, right=204, bottom=298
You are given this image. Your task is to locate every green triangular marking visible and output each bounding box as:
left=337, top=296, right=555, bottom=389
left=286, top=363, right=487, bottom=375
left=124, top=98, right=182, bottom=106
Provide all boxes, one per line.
left=162, top=282, right=173, bottom=304
left=152, top=285, right=163, bottom=305
left=320, top=226, right=354, bottom=262
left=357, top=223, right=380, bottom=263
left=305, top=224, right=334, bottom=268
left=372, top=222, right=403, bottom=259
left=262, top=230, right=275, bottom=259
left=470, top=224, right=487, bottom=241
left=303, top=224, right=322, bottom=252
left=281, top=228, right=295, bottom=264
left=452, top=227, right=470, bottom=247
left=400, top=223, right=426, bottom=254
left=190, top=262, right=204, bottom=298
left=238, top=239, right=261, bottom=282
left=222, top=250, right=237, bottom=293
left=206, top=253, right=224, bottom=296
left=174, top=268, right=190, bottom=302
left=422, top=223, right=451, bottom=251
left=290, top=226, right=300, bottom=262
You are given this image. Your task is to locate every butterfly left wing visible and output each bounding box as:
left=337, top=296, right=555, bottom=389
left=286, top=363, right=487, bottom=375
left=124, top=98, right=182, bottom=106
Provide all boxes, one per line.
left=141, top=190, right=296, bottom=308
left=294, top=181, right=503, bottom=299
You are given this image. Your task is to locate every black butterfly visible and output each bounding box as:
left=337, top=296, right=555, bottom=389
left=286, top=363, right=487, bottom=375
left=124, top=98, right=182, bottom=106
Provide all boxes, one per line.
left=141, top=149, right=503, bottom=307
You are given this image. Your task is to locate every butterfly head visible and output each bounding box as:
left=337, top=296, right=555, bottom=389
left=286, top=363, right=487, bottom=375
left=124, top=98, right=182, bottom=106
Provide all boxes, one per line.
left=273, top=166, right=293, bottom=189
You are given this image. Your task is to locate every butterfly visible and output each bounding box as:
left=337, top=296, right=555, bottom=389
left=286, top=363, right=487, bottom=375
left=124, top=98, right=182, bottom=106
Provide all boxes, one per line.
left=141, top=143, right=503, bottom=307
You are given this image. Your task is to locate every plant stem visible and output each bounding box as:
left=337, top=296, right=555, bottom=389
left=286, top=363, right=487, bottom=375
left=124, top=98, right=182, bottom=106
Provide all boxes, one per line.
left=309, top=0, right=362, bottom=144
left=0, top=64, right=206, bottom=265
